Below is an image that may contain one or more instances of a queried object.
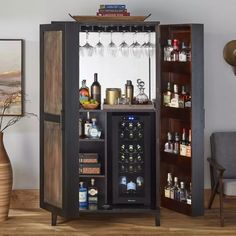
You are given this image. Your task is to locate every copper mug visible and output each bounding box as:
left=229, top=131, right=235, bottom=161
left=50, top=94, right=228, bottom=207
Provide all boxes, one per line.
left=105, top=88, right=121, bottom=105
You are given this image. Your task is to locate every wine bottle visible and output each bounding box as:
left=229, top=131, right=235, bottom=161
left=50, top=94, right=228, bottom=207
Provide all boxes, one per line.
left=91, top=73, right=101, bottom=109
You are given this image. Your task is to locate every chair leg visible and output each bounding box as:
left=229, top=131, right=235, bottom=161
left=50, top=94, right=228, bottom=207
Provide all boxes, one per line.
left=208, top=182, right=218, bottom=209
left=219, top=178, right=224, bottom=227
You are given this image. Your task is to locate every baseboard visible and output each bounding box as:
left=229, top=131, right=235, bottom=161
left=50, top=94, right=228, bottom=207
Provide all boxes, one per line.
left=9, top=189, right=235, bottom=209
left=10, top=189, right=39, bottom=209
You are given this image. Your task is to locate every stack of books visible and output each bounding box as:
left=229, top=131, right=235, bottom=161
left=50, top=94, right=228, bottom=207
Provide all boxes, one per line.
left=97, top=4, right=130, bottom=17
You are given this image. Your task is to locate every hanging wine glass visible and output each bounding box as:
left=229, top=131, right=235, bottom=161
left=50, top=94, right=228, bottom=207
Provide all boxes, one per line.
left=119, top=32, right=129, bottom=57
left=107, top=32, right=117, bottom=57
left=141, top=33, right=148, bottom=55
left=95, top=31, right=104, bottom=56
left=144, top=32, right=155, bottom=57
left=129, top=32, right=142, bottom=58
left=82, top=31, right=94, bottom=57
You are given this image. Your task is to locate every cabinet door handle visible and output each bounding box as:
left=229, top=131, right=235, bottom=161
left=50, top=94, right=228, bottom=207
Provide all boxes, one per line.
left=60, top=110, right=64, bottom=130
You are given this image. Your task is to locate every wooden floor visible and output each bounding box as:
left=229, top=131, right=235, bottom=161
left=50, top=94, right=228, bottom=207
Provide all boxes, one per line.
left=1, top=208, right=236, bottom=235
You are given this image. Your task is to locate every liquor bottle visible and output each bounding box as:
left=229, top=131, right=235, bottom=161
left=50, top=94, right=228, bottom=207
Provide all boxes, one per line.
left=79, top=118, right=84, bottom=138
left=170, top=84, right=179, bottom=108
left=164, top=132, right=173, bottom=153
left=179, top=181, right=187, bottom=202
left=171, top=39, right=179, bottom=61
left=186, top=182, right=192, bottom=204
left=184, top=89, right=191, bottom=108
left=88, top=178, right=98, bottom=210
left=173, top=132, right=180, bottom=154
left=164, top=173, right=172, bottom=198
left=127, top=180, right=136, bottom=194
left=170, top=177, right=179, bottom=200
left=84, top=112, right=92, bottom=137
left=88, top=118, right=101, bottom=139
left=79, top=182, right=87, bottom=210
left=163, top=39, right=173, bottom=61
left=179, top=85, right=187, bottom=108
left=186, top=129, right=192, bottom=157
left=91, top=73, right=101, bottom=109
left=179, top=42, right=187, bottom=62
left=186, top=182, right=192, bottom=205
left=163, top=82, right=172, bottom=107
left=186, top=42, right=191, bottom=62
left=120, top=176, right=127, bottom=193
left=79, top=80, right=90, bottom=104
left=180, top=128, right=187, bottom=156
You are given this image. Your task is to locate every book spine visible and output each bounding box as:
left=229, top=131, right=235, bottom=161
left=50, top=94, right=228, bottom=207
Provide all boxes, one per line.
left=98, top=9, right=127, bottom=13
left=100, top=4, right=126, bottom=10
left=97, top=12, right=130, bottom=16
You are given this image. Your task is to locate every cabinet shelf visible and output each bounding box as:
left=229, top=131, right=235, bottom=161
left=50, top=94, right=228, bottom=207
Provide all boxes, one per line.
left=161, top=151, right=191, bottom=165
left=79, top=174, right=106, bottom=178
left=161, top=196, right=191, bottom=215
left=161, top=107, right=191, bottom=120
left=79, top=138, right=105, bottom=142
left=79, top=109, right=104, bottom=113
left=161, top=61, right=191, bottom=74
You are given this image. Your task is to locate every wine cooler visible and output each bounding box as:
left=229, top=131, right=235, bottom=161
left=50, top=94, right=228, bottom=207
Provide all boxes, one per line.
left=110, top=113, right=154, bottom=206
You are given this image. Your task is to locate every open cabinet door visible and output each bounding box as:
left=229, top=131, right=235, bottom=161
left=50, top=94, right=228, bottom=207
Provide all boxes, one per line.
left=40, top=22, right=79, bottom=225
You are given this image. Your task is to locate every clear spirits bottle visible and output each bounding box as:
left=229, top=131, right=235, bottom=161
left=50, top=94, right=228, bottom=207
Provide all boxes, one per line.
left=179, top=181, right=187, bottom=202
left=179, top=42, right=187, bottom=62
left=179, top=85, right=187, bottom=108
left=164, top=173, right=172, bottom=198
left=84, top=112, right=92, bottom=138
left=163, top=39, right=173, bottom=61
left=186, top=182, right=192, bottom=205
left=170, top=84, right=179, bottom=108
left=79, top=182, right=87, bottom=210
left=171, top=39, right=179, bottom=61
left=164, top=132, right=174, bottom=153
left=170, top=176, right=179, bottom=200
left=180, top=128, right=187, bottom=156
left=173, top=132, right=180, bottom=154
left=88, top=118, right=101, bottom=139
left=163, top=82, right=172, bottom=107
left=88, top=178, right=98, bottom=210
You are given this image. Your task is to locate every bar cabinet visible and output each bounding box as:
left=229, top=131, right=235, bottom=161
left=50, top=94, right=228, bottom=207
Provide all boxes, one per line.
left=40, top=20, right=204, bottom=226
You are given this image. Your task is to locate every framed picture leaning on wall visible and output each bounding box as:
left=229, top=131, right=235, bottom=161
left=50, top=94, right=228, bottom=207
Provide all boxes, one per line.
left=0, top=39, right=23, bottom=116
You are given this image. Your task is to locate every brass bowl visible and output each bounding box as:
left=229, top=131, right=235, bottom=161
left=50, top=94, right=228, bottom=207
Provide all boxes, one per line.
left=81, top=103, right=99, bottom=109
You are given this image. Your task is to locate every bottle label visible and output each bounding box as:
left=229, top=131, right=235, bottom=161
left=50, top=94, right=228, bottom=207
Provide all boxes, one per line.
left=170, top=98, right=179, bottom=108
left=88, top=188, right=98, bottom=196
left=127, top=181, right=136, bottom=191
left=84, top=123, right=92, bottom=136
left=164, top=189, right=170, bottom=198
left=170, top=190, right=175, bottom=199
left=186, top=146, right=191, bottom=157
left=179, top=53, right=187, bottom=62
left=163, top=94, right=171, bottom=106
left=180, top=144, right=187, bottom=156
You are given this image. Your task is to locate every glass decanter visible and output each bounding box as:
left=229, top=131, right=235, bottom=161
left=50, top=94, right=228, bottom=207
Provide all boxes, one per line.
left=135, top=79, right=149, bottom=104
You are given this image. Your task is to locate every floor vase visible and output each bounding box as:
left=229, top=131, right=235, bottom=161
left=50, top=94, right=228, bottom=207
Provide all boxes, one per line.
left=0, top=132, right=12, bottom=222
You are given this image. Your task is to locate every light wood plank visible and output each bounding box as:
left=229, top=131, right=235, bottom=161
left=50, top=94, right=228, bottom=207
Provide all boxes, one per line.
left=0, top=208, right=235, bottom=235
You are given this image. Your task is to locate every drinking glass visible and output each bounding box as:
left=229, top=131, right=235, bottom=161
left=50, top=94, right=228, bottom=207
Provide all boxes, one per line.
left=107, top=32, right=117, bottom=57
left=119, top=32, right=129, bottom=57
left=144, top=32, right=155, bottom=57
left=82, top=31, right=94, bottom=57
left=129, top=32, right=142, bottom=58
left=95, top=32, right=104, bottom=56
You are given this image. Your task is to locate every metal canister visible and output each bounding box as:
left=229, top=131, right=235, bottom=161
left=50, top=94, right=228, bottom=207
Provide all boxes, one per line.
left=105, top=88, right=121, bottom=105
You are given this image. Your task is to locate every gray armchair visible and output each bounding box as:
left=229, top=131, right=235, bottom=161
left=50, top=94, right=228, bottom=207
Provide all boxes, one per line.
left=208, top=132, right=236, bottom=226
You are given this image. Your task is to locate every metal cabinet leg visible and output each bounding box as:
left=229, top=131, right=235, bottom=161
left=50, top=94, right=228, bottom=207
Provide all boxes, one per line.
left=51, top=212, right=57, bottom=226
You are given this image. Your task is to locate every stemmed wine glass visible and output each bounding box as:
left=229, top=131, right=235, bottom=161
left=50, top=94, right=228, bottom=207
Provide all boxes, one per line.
left=95, top=32, right=104, bottom=56
left=107, top=32, right=117, bottom=57
left=81, top=31, right=94, bottom=57
left=129, top=32, right=142, bottom=58
left=144, top=32, right=155, bottom=57
left=119, top=32, right=129, bottom=57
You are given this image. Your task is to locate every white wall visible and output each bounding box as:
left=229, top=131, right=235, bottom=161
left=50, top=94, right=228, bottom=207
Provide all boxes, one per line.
left=0, top=0, right=236, bottom=189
